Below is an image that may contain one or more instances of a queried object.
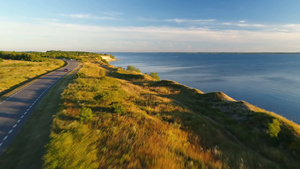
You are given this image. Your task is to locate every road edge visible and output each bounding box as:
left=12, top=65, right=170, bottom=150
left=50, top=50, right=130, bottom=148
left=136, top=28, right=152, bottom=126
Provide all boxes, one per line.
left=0, top=61, right=81, bottom=168
left=0, top=59, right=68, bottom=101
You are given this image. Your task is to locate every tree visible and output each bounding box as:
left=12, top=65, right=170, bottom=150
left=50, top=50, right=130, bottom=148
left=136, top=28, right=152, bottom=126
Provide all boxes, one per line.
left=149, top=72, right=160, bottom=80
left=78, top=108, right=93, bottom=123
left=127, top=65, right=141, bottom=73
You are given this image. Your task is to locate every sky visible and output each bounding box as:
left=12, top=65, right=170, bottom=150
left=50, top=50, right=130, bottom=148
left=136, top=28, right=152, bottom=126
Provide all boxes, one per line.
left=0, top=0, right=300, bottom=52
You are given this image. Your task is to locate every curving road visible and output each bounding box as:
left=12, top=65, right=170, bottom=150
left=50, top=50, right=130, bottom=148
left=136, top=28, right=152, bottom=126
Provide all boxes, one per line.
left=0, top=59, right=78, bottom=156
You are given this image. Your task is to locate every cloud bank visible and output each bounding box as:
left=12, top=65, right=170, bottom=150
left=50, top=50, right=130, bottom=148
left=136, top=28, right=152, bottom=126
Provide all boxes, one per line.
left=0, top=17, right=300, bottom=52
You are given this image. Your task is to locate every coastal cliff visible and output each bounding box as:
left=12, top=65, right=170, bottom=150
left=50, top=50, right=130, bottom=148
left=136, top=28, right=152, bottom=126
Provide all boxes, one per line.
left=42, top=55, right=300, bottom=169
left=101, top=55, right=118, bottom=62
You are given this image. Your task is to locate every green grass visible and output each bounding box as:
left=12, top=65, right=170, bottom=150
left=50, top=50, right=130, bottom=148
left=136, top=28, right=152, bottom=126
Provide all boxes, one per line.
left=0, top=65, right=79, bottom=169
left=2, top=54, right=298, bottom=168
left=43, top=61, right=222, bottom=169
left=0, top=59, right=65, bottom=95
left=151, top=81, right=300, bottom=168
left=43, top=59, right=299, bottom=168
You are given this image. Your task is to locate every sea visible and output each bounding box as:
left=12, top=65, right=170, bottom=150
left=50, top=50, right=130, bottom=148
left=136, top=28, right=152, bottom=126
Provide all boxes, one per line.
left=109, top=52, right=300, bottom=124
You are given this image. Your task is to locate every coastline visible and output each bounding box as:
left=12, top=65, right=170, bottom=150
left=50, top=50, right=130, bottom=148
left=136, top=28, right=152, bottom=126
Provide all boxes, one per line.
left=101, top=55, right=119, bottom=63
left=110, top=52, right=300, bottom=124
left=2, top=52, right=299, bottom=168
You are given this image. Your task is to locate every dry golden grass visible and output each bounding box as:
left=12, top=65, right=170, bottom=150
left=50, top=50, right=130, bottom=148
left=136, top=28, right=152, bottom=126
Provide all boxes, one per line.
left=0, top=59, right=64, bottom=93
left=44, top=58, right=300, bottom=169
left=44, top=58, right=223, bottom=169
left=153, top=81, right=300, bottom=168
left=242, top=101, right=300, bottom=135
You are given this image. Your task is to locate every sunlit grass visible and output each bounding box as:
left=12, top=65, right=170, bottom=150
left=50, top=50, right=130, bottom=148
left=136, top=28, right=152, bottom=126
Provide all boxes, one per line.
left=44, top=59, right=223, bottom=169
left=43, top=57, right=300, bottom=169
left=152, top=82, right=300, bottom=168
left=0, top=59, right=64, bottom=94
left=0, top=66, right=78, bottom=169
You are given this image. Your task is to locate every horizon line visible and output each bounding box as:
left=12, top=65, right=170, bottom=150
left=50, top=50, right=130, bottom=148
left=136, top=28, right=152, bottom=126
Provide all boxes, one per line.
left=1, top=50, right=300, bottom=54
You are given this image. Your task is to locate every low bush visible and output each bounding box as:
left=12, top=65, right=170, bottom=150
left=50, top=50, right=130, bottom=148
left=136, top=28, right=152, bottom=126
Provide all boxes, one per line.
left=42, top=55, right=300, bottom=169
left=127, top=65, right=141, bottom=73
left=268, top=119, right=282, bottom=138
left=78, top=108, right=93, bottom=123
left=76, top=72, right=87, bottom=78
left=99, top=69, right=106, bottom=77
left=111, top=102, right=126, bottom=115
left=149, top=72, right=160, bottom=80
left=94, top=92, right=113, bottom=104
left=101, top=59, right=108, bottom=64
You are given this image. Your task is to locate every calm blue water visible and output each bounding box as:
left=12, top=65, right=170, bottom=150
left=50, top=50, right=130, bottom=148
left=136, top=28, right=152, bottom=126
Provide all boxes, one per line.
left=110, top=53, right=300, bottom=124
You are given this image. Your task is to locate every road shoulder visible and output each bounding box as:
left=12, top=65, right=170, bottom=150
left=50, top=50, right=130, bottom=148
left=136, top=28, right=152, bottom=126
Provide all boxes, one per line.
left=0, top=62, right=80, bottom=169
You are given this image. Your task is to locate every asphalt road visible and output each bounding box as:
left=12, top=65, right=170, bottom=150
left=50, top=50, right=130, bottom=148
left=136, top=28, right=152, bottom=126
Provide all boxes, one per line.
left=0, top=59, right=78, bottom=156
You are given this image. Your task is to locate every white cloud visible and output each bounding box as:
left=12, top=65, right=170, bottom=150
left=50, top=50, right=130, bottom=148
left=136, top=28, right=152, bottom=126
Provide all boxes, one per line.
left=35, top=18, right=60, bottom=22
left=139, top=17, right=268, bottom=29
left=221, top=21, right=265, bottom=28
left=165, top=18, right=216, bottom=24
left=70, top=14, right=92, bottom=19
left=103, top=11, right=123, bottom=16
left=222, top=22, right=233, bottom=25
left=61, top=13, right=92, bottom=19
left=1, top=20, right=300, bottom=52
left=236, top=23, right=265, bottom=28
left=137, top=17, right=216, bottom=25
left=282, top=24, right=300, bottom=31
left=60, top=13, right=116, bottom=20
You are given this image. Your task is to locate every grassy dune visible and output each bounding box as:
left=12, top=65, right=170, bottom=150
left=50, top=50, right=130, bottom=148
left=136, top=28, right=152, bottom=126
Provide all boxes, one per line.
left=0, top=59, right=65, bottom=94
left=43, top=56, right=300, bottom=169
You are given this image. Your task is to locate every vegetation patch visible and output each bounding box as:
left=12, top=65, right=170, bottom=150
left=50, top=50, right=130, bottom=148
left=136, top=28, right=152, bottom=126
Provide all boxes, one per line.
left=149, top=72, right=160, bottom=80
left=0, top=65, right=79, bottom=169
left=42, top=55, right=300, bottom=169
left=78, top=107, right=94, bottom=123
left=0, top=59, right=64, bottom=95
left=43, top=58, right=223, bottom=169
left=126, top=65, right=141, bottom=73
left=1, top=51, right=298, bottom=168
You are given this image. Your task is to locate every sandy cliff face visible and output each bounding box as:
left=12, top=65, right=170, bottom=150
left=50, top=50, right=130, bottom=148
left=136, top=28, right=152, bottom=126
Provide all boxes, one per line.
left=101, top=55, right=117, bottom=62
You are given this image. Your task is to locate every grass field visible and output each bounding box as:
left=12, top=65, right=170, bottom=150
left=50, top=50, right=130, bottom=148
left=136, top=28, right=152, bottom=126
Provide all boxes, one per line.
left=0, top=59, right=64, bottom=94
left=0, top=63, right=79, bottom=169
left=0, top=53, right=299, bottom=169
left=42, top=56, right=299, bottom=168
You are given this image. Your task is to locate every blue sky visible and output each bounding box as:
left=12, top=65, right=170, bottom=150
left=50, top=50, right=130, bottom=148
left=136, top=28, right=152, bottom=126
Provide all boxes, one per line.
left=1, top=0, right=300, bottom=52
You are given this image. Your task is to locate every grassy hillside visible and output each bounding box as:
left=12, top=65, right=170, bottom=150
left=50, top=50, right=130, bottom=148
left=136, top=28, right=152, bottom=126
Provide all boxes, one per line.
left=43, top=56, right=300, bottom=169
left=0, top=50, right=112, bottom=96
left=0, top=59, right=64, bottom=94
left=0, top=65, right=79, bottom=169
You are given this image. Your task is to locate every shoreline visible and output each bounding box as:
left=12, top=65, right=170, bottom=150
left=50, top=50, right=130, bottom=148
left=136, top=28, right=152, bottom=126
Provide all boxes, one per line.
left=101, top=55, right=119, bottom=63
left=110, top=53, right=300, bottom=124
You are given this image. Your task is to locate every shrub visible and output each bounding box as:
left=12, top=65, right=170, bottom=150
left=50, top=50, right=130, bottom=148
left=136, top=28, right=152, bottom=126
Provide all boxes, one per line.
left=78, top=108, right=93, bottom=123
left=127, top=65, right=141, bottom=73
left=149, top=72, right=160, bottom=80
left=94, top=91, right=113, bottom=104
left=268, top=119, right=281, bottom=138
left=99, top=69, right=106, bottom=77
left=76, top=72, right=87, bottom=78
left=111, top=103, right=126, bottom=115
left=102, top=59, right=108, bottom=64
left=117, top=67, right=123, bottom=71
left=0, top=58, right=3, bottom=62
